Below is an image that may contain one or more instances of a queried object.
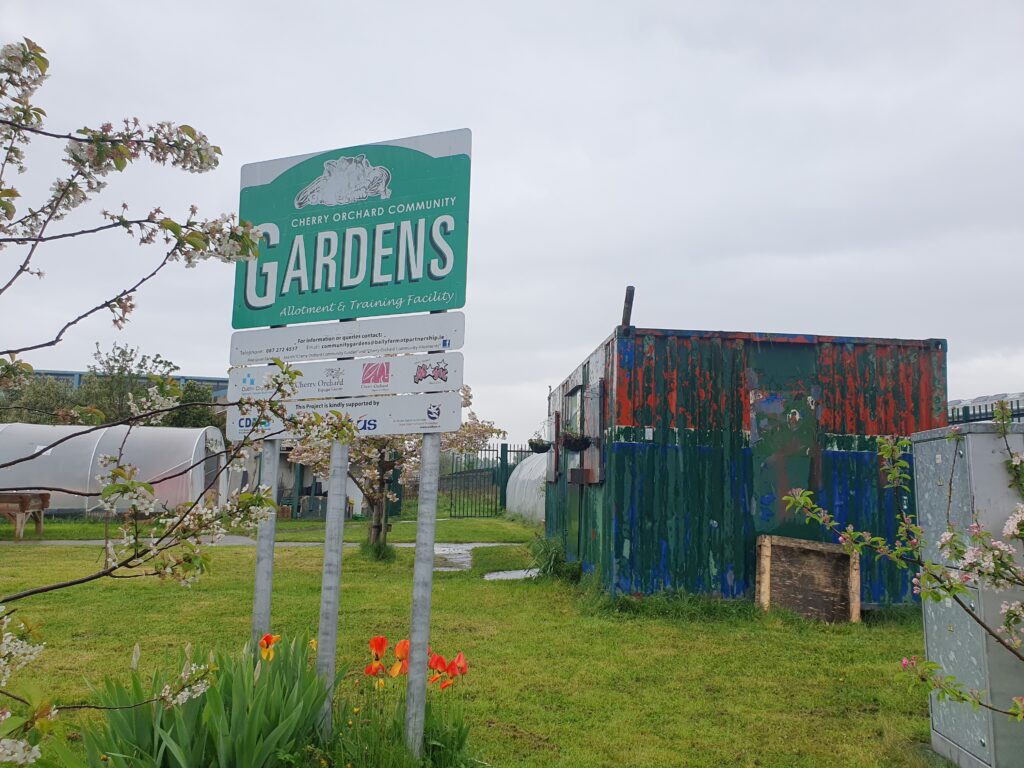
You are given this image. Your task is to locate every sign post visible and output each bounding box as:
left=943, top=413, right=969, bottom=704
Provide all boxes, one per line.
left=234, top=129, right=470, bottom=747
left=404, top=431, right=441, bottom=756
left=315, top=440, right=349, bottom=735
left=251, top=441, right=279, bottom=645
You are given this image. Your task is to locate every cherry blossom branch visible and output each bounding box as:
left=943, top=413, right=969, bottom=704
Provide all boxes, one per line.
left=0, top=430, right=252, bottom=603
left=0, top=395, right=224, bottom=470
left=0, top=247, right=174, bottom=357
left=0, top=170, right=81, bottom=297
left=0, top=687, right=30, bottom=706
left=0, top=430, right=284, bottom=498
left=0, top=217, right=153, bottom=244
left=949, top=591, right=1024, bottom=664
left=0, top=117, right=199, bottom=151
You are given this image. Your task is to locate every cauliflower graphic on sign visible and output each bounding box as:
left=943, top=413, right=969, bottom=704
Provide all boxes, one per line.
left=294, top=154, right=392, bottom=208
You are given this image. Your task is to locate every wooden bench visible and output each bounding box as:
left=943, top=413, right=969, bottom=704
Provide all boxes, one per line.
left=0, top=493, right=51, bottom=541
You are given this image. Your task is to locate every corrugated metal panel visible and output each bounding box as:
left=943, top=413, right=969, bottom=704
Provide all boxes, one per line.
left=545, top=326, right=946, bottom=604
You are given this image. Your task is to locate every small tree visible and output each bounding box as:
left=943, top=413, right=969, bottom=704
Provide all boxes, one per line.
left=162, top=379, right=223, bottom=431
left=0, top=37, right=355, bottom=763
left=289, top=386, right=505, bottom=544
left=75, top=342, right=178, bottom=423
left=0, top=375, right=75, bottom=424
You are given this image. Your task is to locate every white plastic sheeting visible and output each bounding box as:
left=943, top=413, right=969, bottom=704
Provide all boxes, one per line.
left=505, top=452, right=546, bottom=523
left=0, top=423, right=226, bottom=514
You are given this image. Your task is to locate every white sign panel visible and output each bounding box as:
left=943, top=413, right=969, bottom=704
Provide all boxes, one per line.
left=228, top=353, right=462, bottom=400
left=229, top=312, right=465, bottom=367
left=226, top=391, right=462, bottom=441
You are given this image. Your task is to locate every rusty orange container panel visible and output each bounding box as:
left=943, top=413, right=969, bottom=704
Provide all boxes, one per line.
left=545, top=326, right=947, bottom=604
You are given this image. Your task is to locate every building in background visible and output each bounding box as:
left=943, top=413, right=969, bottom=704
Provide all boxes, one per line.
left=544, top=325, right=947, bottom=605
left=34, top=369, right=228, bottom=401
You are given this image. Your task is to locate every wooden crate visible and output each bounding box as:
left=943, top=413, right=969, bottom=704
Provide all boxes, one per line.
left=755, top=534, right=860, bottom=623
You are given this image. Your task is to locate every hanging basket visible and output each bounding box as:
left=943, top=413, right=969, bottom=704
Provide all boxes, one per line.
left=560, top=432, right=592, bottom=452
left=528, top=438, right=552, bottom=454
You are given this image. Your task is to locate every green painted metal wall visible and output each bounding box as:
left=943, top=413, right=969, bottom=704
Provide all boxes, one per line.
left=546, top=327, right=946, bottom=604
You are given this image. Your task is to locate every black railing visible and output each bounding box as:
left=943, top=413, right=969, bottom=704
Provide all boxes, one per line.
left=948, top=399, right=1024, bottom=425
left=439, top=442, right=532, bottom=518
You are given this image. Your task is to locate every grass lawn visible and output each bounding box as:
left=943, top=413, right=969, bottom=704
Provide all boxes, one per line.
left=0, top=514, right=541, bottom=544
left=0, top=544, right=948, bottom=767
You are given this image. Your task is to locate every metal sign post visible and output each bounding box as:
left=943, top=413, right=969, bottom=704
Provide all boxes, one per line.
left=251, top=439, right=280, bottom=644
left=404, top=431, right=441, bottom=757
left=315, top=439, right=349, bottom=735
left=235, top=129, right=471, bottom=747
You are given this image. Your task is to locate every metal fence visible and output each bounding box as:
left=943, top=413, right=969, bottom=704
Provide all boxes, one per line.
left=437, top=442, right=532, bottom=517
left=948, top=399, right=1024, bottom=425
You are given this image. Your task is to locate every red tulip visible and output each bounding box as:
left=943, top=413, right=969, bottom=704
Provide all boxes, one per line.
left=428, top=653, right=447, bottom=672
left=448, top=652, right=468, bottom=677
left=369, top=635, right=388, bottom=661
left=258, top=633, right=281, bottom=661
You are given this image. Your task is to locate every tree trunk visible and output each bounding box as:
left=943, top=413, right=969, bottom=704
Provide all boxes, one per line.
left=369, top=497, right=384, bottom=545
left=369, top=449, right=391, bottom=545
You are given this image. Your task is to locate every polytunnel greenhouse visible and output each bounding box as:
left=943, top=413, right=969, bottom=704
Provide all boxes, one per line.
left=505, top=452, right=546, bottom=524
left=0, top=423, right=227, bottom=515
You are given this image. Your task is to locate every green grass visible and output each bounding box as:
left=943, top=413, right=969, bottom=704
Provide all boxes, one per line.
left=0, top=545, right=947, bottom=768
left=0, top=515, right=541, bottom=544
left=281, top=517, right=540, bottom=544
left=469, top=544, right=532, bottom=574
left=0, top=517, right=113, bottom=541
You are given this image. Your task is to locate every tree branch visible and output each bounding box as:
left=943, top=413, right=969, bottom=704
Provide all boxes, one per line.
left=0, top=170, right=81, bottom=297
left=0, top=246, right=175, bottom=357
left=0, top=395, right=232, bottom=471
left=0, top=687, right=30, bottom=706
left=0, top=410, right=283, bottom=603
left=0, top=217, right=153, bottom=244
left=0, top=117, right=178, bottom=148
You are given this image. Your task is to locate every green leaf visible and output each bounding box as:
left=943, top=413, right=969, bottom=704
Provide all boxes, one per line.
left=184, top=231, right=207, bottom=249
left=30, top=52, right=49, bottom=75
left=159, top=218, right=183, bottom=237
left=178, top=125, right=197, bottom=140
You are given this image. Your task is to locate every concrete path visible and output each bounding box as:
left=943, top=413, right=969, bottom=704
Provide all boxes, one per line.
left=483, top=568, right=539, bottom=581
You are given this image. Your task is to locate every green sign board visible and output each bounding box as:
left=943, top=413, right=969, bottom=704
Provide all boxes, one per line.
left=232, top=130, right=471, bottom=329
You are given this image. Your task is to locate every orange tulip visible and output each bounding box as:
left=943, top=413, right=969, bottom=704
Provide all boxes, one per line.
left=395, top=639, right=410, bottom=660
left=258, top=633, right=281, bottom=661
left=364, top=660, right=384, bottom=677
left=389, top=638, right=411, bottom=677
left=440, top=679, right=454, bottom=691
left=428, top=673, right=442, bottom=684
left=368, top=635, right=388, bottom=661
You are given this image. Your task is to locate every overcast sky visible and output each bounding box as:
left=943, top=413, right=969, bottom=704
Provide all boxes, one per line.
left=3, top=1, right=1023, bottom=441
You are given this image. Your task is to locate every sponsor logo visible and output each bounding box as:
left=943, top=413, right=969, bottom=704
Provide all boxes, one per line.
left=362, top=362, right=391, bottom=386
left=413, top=360, right=449, bottom=384
left=294, top=154, right=392, bottom=209
left=323, top=367, right=345, bottom=382
left=242, top=372, right=256, bottom=387
left=426, top=404, right=441, bottom=421
left=354, top=414, right=378, bottom=432
left=236, top=415, right=269, bottom=431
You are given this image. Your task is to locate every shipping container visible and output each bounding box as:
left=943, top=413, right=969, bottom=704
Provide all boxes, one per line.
left=544, top=326, right=947, bottom=604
